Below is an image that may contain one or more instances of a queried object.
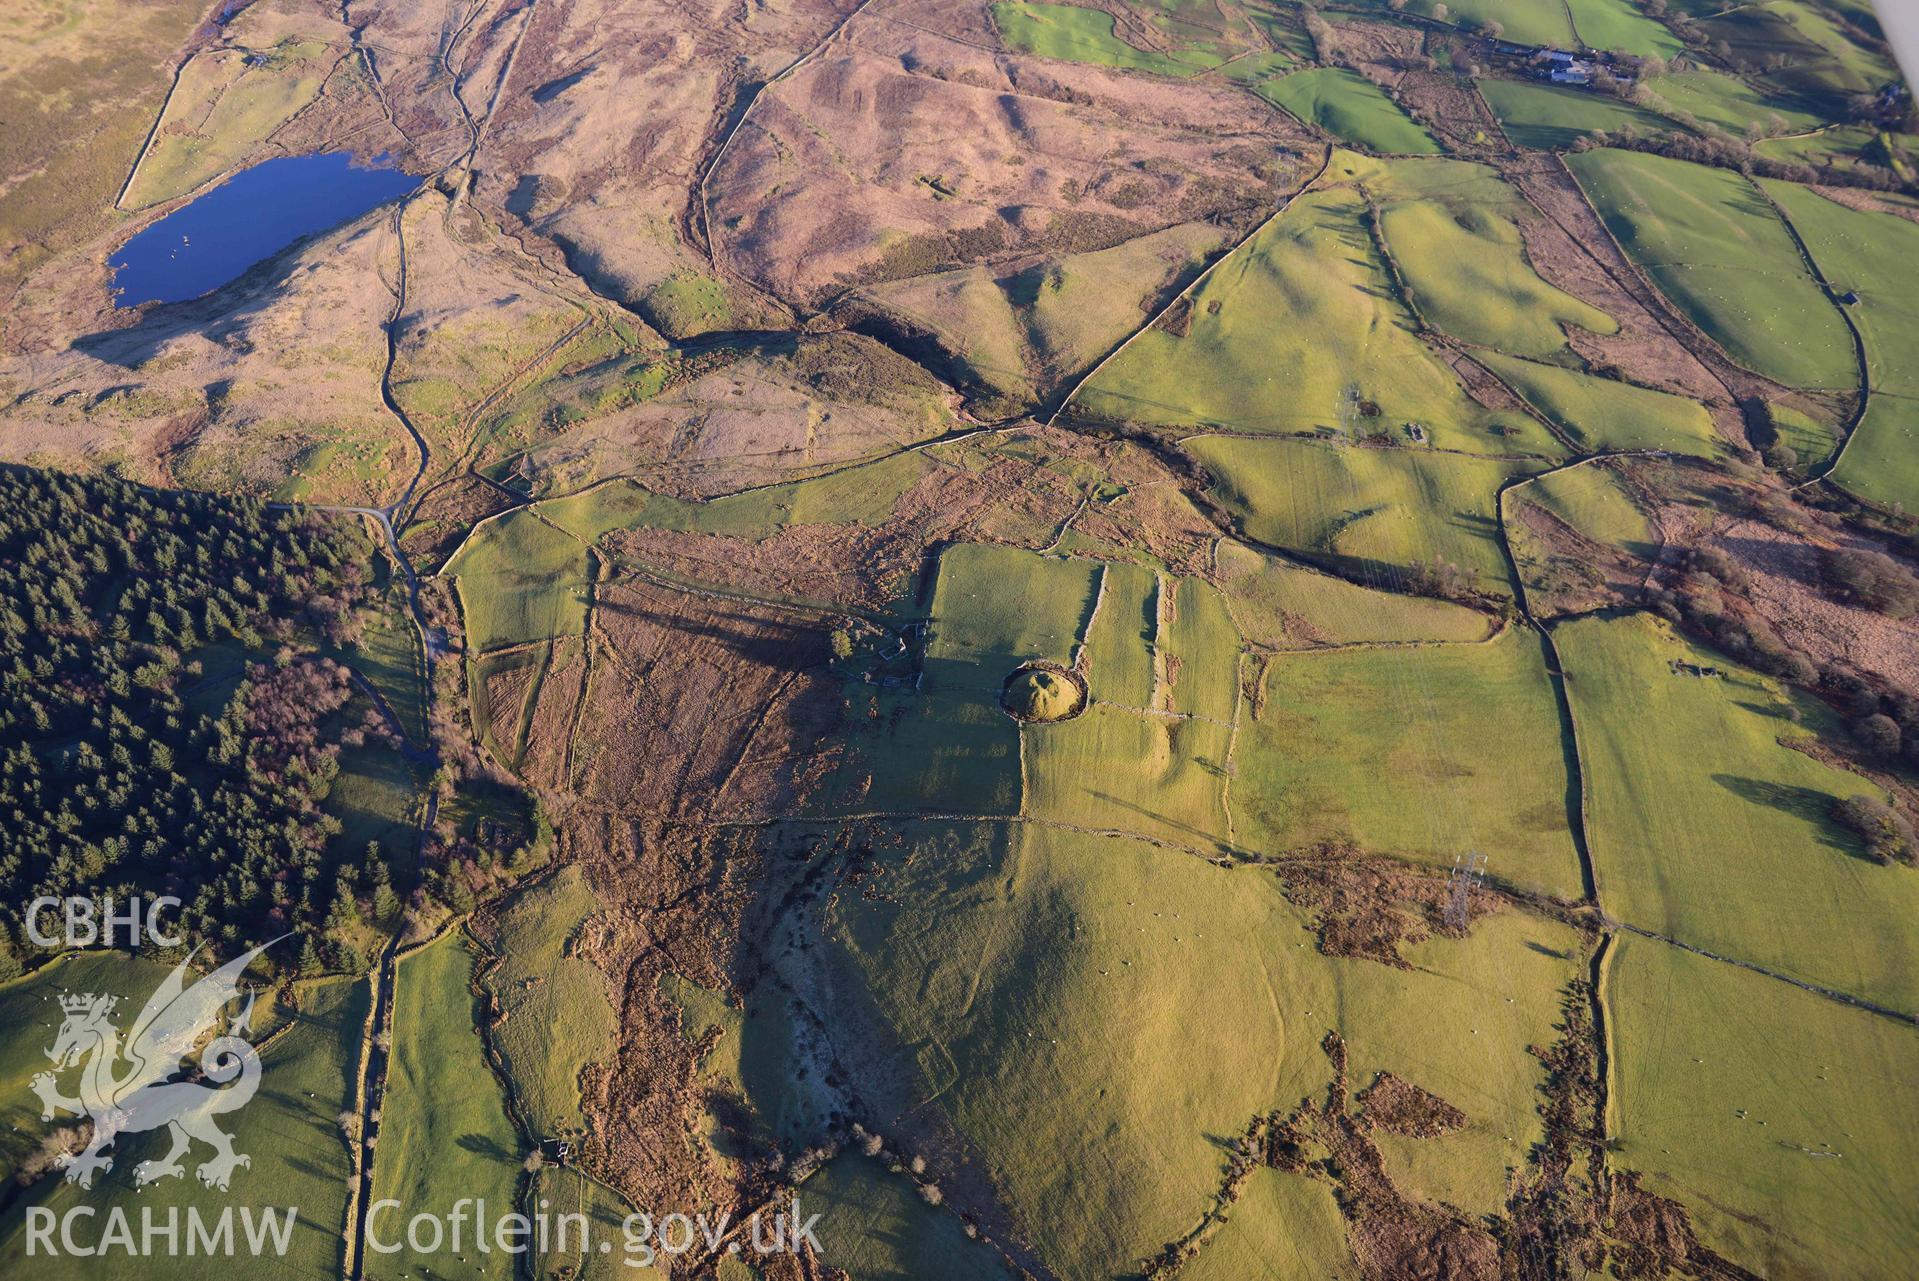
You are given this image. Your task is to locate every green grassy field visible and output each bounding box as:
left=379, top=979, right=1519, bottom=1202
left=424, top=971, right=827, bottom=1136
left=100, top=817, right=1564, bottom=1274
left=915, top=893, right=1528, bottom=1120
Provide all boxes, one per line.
left=529, top=1166, right=656, bottom=1278
left=1406, top=0, right=1571, bottom=46
left=863, top=264, right=1033, bottom=399
left=1763, top=181, right=1919, bottom=513
left=447, top=509, right=593, bottom=650
left=1506, top=460, right=1656, bottom=557
left=477, top=867, right=617, bottom=1138
left=127, top=41, right=336, bottom=208
left=1765, top=399, right=1842, bottom=471
left=1160, top=577, right=1239, bottom=721
left=1220, top=50, right=1296, bottom=82
left=830, top=543, right=1102, bottom=816
left=1504, top=461, right=1657, bottom=611
left=324, top=743, right=425, bottom=888
left=347, top=570, right=430, bottom=742
left=375, top=931, right=525, bottom=1280
left=1234, top=627, right=1585, bottom=898
left=1190, top=435, right=1533, bottom=595
left=1362, top=155, right=1619, bottom=358
left=1557, top=612, right=1919, bottom=1013
left=1079, top=561, right=1158, bottom=707
left=1481, top=80, right=1674, bottom=151
left=1256, top=69, right=1441, bottom=155
left=993, top=2, right=1220, bottom=76
left=1021, top=223, right=1227, bottom=372
left=835, top=686, right=1024, bottom=814
left=667, top=967, right=835, bottom=1158
left=1026, top=704, right=1236, bottom=848
left=1567, top=149, right=1857, bottom=389
left=817, top=821, right=1585, bottom=1273
left=563, top=454, right=933, bottom=546
left=1214, top=540, right=1496, bottom=648
left=471, top=643, right=546, bottom=766
left=1696, top=0, right=1897, bottom=109
left=1477, top=352, right=1723, bottom=456
left=1078, top=176, right=1555, bottom=454
left=923, top=544, right=1102, bottom=690
left=1640, top=67, right=1828, bottom=139
left=1753, top=123, right=1919, bottom=176
left=1565, top=0, right=1685, bottom=57
left=807, top=1153, right=1018, bottom=1280
left=452, top=453, right=940, bottom=658
left=837, top=543, right=1252, bottom=855
left=1180, top=1167, right=1354, bottom=1280
left=0, top=951, right=176, bottom=1178
left=1608, top=935, right=1919, bottom=1279
left=1246, top=5, right=1316, bottom=61
left=0, top=973, right=368, bottom=1280
left=860, top=222, right=1226, bottom=400
left=639, top=270, right=733, bottom=340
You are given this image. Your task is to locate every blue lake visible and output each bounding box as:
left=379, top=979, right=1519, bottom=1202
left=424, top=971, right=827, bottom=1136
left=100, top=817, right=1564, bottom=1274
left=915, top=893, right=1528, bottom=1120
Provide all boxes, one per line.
left=110, top=152, right=418, bottom=307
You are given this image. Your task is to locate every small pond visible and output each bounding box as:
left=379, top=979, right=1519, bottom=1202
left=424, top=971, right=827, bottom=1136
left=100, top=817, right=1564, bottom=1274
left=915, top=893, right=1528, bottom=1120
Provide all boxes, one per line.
left=110, top=152, right=417, bottom=307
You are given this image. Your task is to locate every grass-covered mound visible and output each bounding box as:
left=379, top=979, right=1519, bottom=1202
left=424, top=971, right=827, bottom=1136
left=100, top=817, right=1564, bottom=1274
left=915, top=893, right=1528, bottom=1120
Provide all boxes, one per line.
left=1001, top=664, right=1087, bottom=723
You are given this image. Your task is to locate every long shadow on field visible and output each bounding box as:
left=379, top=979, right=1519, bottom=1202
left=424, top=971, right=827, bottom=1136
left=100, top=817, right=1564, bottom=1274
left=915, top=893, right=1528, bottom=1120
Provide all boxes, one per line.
left=595, top=591, right=824, bottom=672
left=1090, top=789, right=1224, bottom=849
left=1710, top=774, right=1862, bottom=856
left=457, top=1132, right=519, bottom=1162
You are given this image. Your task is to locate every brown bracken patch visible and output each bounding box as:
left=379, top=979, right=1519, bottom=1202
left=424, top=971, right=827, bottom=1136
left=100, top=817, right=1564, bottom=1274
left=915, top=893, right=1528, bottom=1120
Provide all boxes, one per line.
left=1358, top=1072, right=1468, bottom=1139
left=1274, top=840, right=1500, bottom=968
left=1258, top=1032, right=1503, bottom=1281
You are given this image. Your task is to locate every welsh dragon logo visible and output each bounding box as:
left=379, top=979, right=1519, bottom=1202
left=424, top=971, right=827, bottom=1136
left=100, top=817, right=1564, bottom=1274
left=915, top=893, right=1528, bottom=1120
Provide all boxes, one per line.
left=30, top=939, right=279, bottom=1192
